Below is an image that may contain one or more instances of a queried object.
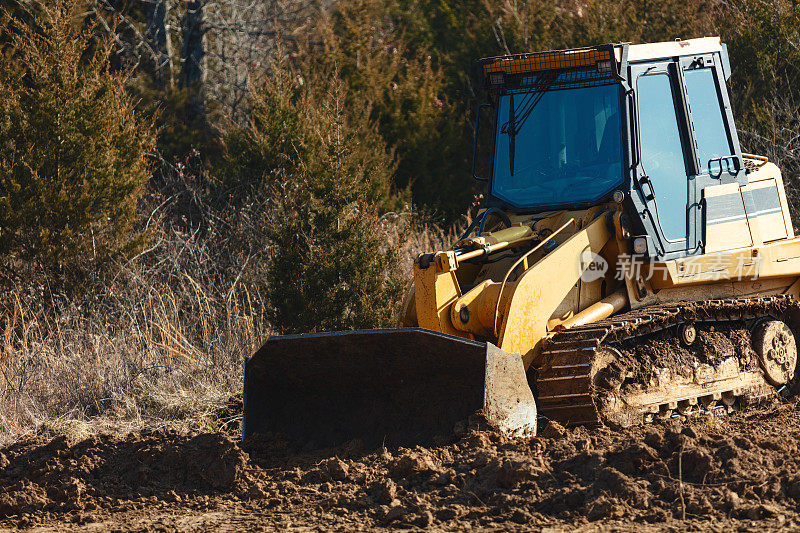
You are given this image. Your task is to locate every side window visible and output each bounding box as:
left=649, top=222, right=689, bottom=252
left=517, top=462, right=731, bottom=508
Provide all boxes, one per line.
left=637, top=73, right=688, bottom=242
left=684, top=68, right=733, bottom=173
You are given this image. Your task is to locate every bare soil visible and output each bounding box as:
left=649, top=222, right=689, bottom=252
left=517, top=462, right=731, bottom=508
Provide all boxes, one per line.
left=2, top=396, right=800, bottom=531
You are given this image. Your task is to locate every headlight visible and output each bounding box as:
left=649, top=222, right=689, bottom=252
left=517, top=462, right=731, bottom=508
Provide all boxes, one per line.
left=489, top=72, right=505, bottom=87
left=596, top=60, right=613, bottom=73
left=632, top=237, right=648, bottom=255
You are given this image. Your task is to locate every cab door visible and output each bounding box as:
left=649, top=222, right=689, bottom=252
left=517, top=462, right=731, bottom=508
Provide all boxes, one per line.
left=679, top=54, right=750, bottom=253
left=631, top=61, right=698, bottom=258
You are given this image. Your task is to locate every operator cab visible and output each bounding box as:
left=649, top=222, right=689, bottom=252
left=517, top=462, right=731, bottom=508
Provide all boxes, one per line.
left=475, top=38, right=792, bottom=261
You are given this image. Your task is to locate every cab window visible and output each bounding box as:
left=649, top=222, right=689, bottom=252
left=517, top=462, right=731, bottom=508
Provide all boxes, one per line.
left=684, top=68, right=733, bottom=173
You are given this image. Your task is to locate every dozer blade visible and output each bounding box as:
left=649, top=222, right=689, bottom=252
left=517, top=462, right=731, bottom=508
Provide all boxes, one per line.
left=243, top=327, right=536, bottom=448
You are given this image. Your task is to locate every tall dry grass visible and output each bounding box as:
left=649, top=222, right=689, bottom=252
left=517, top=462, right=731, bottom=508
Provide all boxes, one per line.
left=0, top=208, right=467, bottom=445
left=0, top=252, right=266, bottom=444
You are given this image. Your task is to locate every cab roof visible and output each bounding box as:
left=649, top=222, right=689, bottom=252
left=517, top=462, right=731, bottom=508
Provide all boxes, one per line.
left=478, top=37, right=723, bottom=85
left=623, top=37, right=722, bottom=62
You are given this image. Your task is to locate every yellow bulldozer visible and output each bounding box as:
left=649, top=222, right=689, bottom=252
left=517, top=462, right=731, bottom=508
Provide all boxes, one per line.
left=243, top=37, right=800, bottom=448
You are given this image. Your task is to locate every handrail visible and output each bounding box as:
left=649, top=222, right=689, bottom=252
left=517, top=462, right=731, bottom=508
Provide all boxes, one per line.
left=741, top=152, right=769, bottom=169
left=492, top=218, right=576, bottom=337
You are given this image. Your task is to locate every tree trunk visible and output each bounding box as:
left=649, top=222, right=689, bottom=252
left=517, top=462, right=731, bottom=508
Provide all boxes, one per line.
left=181, top=0, right=205, bottom=88
left=145, top=0, right=174, bottom=88
left=181, top=0, right=205, bottom=121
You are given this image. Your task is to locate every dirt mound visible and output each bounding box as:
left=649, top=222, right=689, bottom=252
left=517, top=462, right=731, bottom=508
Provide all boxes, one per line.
left=3, top=402, right=800, bottom=530
left=241, top=400, right=800, bottom=528
left=0, top=431, right=259, bottom=520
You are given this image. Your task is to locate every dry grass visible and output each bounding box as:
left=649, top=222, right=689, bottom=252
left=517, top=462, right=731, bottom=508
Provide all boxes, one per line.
left=0, top=278, right=265, bottom=445
left=0, top=212, right=465, bottom=445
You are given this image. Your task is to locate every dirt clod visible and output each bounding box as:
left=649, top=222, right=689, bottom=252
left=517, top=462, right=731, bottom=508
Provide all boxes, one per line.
left=320, top=457, right=349, bottom=481
left=388, top=450, right=437, bottom=477
left=540, top=420, right=567, bottom=439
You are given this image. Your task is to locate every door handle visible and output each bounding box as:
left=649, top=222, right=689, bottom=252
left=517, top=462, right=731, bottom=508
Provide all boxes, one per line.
left=639, top=175, right=655, bottom=201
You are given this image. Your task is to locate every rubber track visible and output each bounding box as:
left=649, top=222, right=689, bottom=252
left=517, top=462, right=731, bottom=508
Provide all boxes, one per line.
left=536, top=294, right=800, bottom=427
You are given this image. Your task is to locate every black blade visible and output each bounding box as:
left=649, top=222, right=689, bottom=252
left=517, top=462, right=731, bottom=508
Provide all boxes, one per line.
left=243, top=328, right=487, bottom=449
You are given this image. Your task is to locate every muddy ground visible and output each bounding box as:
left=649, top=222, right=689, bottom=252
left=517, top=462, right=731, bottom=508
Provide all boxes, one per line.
left=3, top=399, right=800, bottom=532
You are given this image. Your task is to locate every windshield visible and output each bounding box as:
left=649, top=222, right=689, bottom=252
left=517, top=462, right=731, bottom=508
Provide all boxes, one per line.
left=491, top=74, right=623, bottom=210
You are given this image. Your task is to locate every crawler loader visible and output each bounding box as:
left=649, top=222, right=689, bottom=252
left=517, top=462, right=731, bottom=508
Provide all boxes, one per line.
left=244, top=37, right=800, bottom=447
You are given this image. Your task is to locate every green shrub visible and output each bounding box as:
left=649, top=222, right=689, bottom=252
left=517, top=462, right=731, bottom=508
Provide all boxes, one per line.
left=0, top=0, right=156, bottom=289
left=221, top=64, right=405, bottom=333
left=310, top=0, right=474, bottom=217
